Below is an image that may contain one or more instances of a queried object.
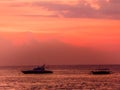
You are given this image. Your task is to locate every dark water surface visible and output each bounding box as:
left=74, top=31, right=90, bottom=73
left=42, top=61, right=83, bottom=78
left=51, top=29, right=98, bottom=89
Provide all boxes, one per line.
left=0, top=65, right=120, bottom=90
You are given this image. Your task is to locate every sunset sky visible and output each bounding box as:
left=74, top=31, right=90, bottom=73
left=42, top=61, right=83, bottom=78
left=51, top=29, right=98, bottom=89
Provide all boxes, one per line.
left=0, top=0, right=120, bottom=65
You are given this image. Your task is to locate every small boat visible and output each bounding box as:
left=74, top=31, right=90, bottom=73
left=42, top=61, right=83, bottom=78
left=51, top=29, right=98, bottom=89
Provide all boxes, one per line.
left=91, top=68, right=111, bottom=75
left=22, top=65, right=53, bottom=74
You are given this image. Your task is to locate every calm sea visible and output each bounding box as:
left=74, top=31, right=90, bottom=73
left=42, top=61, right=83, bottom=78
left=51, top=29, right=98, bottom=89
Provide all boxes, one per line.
left=0, top=65, right=120, bottom=90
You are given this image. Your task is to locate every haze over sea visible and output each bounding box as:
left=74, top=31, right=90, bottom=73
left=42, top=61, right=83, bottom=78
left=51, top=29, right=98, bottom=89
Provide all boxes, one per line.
left=0, top=65, right=119, bottom=90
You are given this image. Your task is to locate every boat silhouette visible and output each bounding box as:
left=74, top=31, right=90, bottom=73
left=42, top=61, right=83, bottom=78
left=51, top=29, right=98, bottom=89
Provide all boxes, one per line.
left=22, top=64, right=53, bottom=74
left=91, top=68, right=111, bottom=75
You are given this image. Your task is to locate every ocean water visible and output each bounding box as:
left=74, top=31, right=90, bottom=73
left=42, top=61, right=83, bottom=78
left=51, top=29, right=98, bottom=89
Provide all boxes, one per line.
left=0, top=65, right=120, bottom=90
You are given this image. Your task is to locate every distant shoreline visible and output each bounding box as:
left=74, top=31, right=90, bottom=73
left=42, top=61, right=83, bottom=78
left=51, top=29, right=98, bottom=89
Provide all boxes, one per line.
left=0, top=64, right=120, bottom=67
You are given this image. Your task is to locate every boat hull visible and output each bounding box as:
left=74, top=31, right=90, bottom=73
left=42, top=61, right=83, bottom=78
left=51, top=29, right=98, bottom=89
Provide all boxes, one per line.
left=22, top=70, right=53, bottom=74
left=91, top=71, right=111, bottom=75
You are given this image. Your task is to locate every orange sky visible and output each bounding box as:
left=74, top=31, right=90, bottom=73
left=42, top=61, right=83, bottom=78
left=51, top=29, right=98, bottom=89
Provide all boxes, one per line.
left=0, top=0, right=120, bottom=65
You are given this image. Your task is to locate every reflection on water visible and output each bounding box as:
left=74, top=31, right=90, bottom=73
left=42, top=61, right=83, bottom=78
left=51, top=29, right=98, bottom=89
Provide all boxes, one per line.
left=0, top=65, right=120, bottom=90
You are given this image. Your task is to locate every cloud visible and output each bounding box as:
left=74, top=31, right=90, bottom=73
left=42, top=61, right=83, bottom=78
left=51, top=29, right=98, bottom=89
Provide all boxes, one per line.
left=31, top=0, right=120, bottom=19
left=1, top=0, right=120, bottom=19
left=20, top=14, right=58, bottom=18
left=99, top=0, right=120, bottom=19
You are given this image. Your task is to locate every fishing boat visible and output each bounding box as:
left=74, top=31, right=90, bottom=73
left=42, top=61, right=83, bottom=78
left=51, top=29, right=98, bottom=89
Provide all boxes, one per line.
left=22, top=65, right=53, bottom=74
left=91, top=68, right=111, bottom=75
